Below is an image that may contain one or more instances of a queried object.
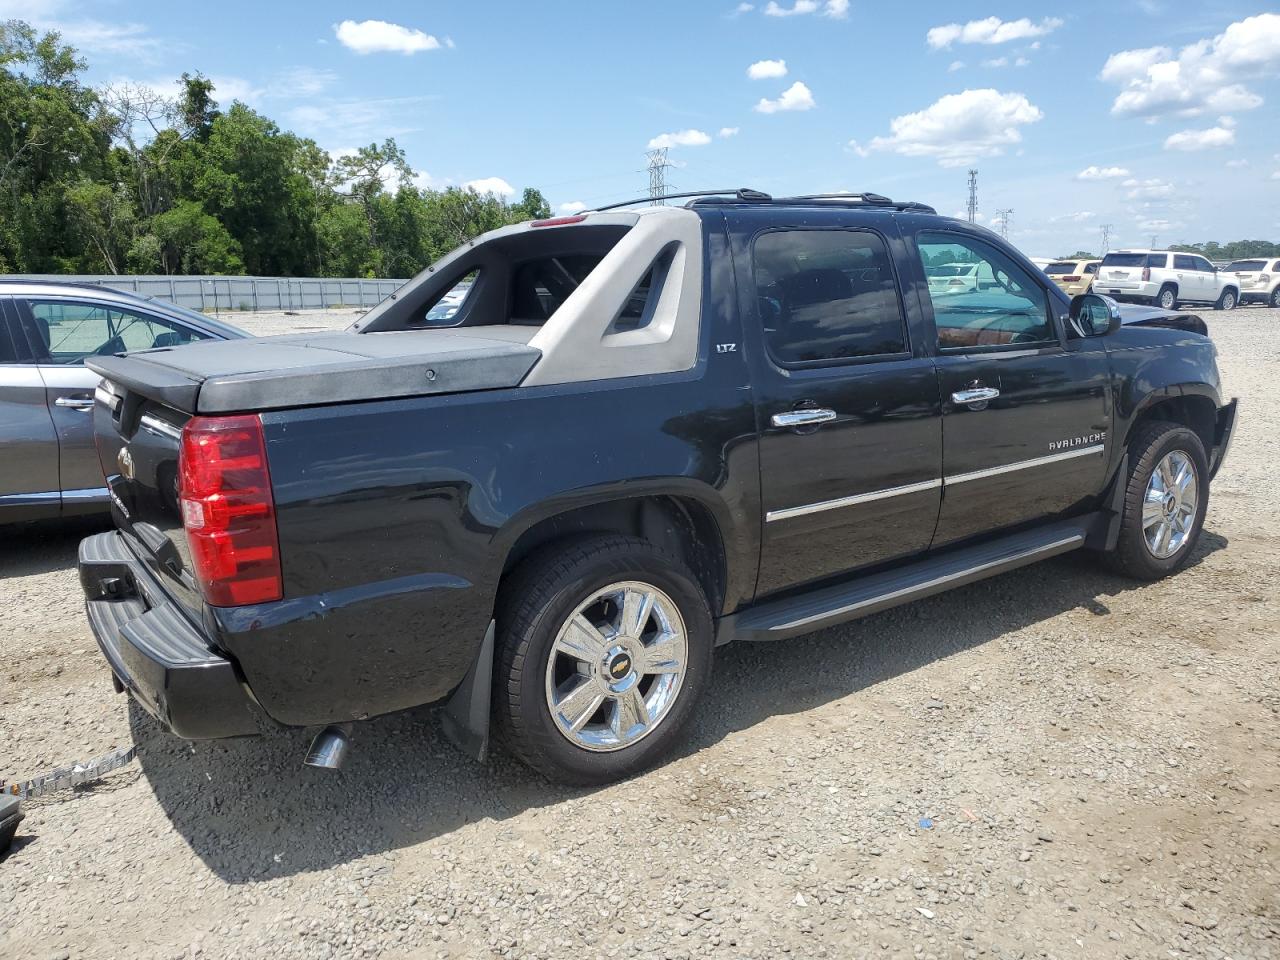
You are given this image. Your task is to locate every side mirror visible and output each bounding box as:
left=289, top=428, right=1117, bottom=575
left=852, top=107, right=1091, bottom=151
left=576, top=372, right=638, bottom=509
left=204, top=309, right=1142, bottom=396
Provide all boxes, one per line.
left=1070, top=293, right=1122, bottom=337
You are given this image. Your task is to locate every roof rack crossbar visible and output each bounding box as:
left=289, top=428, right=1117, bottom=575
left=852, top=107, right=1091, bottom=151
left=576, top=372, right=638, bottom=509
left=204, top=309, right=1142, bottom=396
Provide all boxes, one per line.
left=590, top=188, right=771, bottom=212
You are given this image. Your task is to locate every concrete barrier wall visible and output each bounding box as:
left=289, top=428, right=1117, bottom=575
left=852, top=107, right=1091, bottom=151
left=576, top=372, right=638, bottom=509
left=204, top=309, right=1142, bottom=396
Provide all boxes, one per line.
left=2, top=275, right=408, bottom=311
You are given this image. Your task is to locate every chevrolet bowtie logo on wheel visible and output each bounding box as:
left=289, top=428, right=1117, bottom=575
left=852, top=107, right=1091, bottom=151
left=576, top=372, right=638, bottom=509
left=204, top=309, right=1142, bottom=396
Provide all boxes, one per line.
left=609, top=655, right=631, bottom=678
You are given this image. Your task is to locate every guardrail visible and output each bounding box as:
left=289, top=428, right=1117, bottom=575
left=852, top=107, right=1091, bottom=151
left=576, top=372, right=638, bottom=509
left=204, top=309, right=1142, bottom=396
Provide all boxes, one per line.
left=2, top=274, right=408, bottom=312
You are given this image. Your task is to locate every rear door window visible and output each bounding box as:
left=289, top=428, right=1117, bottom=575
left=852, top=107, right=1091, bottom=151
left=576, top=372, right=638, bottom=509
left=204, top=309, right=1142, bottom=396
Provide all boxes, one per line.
left=1192, top=256, right=1214, bottom=273
left=752, top=229, right=909, bottom=364
left=26, top=300, right=210, bottom=363
left=1174, top=255, right=1198, bottom=271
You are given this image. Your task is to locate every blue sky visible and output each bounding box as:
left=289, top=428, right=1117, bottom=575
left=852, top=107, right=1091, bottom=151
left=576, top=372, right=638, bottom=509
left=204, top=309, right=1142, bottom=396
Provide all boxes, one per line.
left=8, top=0, right=1280, bottom=255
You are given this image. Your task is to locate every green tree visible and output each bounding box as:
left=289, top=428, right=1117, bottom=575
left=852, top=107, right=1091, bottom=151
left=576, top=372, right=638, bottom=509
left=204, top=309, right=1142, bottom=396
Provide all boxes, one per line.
left=137, top=199, right=244, bottom=274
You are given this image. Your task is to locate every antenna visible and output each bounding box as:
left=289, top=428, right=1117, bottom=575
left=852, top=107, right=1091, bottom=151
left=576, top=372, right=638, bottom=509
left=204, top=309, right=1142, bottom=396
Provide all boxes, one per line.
left=966, top=169, right=978, bottom=224
left=995, top=207, right=1012, bottom=240
left=646, top=148, right=675, bottom=206
left=1100, top=223, right=1113, bottom=254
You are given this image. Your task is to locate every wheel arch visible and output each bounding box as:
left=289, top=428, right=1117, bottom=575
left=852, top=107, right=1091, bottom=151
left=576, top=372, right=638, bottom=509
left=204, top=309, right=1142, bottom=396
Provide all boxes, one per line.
left=495, top=485, right=739, bottom=618
left=1123, top=389, right=1217, bottom=455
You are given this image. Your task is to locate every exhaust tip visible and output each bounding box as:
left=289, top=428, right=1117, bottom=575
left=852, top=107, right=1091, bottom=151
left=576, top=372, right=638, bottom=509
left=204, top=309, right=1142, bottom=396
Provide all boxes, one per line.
left=304, top=724, right=351, bottom=770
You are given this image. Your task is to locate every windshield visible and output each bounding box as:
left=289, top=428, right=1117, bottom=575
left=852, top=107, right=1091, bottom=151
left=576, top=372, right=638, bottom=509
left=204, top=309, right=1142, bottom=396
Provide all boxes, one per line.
left=1225, top=259, right=1267, bottom=272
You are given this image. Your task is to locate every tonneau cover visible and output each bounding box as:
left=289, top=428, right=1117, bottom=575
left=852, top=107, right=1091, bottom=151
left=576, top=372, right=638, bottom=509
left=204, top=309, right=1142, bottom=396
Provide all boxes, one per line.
left=86, top=329, right=541, bottom=414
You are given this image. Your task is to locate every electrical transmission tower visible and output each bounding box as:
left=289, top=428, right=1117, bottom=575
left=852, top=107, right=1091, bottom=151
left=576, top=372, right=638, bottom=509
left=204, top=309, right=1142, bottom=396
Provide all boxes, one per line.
left=995, top=208, right=1012, bottom=239
left=966, top=169, right=978, bottom=224
left=1100, top=223, right=1113, bottom=254
left=646, top=148, right=674, bottom=205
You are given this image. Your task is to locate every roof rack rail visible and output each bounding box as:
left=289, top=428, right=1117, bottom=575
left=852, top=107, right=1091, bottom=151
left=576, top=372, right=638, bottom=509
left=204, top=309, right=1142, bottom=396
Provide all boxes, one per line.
left=772, top=193, right=937, bottom=213
left=590, top=188, right=771, bottom=212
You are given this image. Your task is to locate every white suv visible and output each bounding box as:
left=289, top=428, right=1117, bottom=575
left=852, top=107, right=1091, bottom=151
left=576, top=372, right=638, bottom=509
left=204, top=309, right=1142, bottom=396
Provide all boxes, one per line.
left=1094, top=250, right=1239, bottom=310
left=1224, top=257, right=1280, bottom=308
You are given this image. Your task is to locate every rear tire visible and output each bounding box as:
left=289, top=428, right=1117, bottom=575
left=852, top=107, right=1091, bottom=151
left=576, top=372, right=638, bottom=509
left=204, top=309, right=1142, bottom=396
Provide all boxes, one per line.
left=1156, top=285, right=1178, bottom=310
left=494, top=535, right=713, bottom=785
left=1105, top=421, right=1209, bottom=581
left=1269, top=286, right=1280, bottom=308
left=1215, top=287, right=1237, bottom=311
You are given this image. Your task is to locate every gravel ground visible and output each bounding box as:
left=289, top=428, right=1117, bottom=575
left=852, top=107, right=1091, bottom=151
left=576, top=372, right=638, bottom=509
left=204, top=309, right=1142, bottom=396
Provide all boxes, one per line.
left=1, top=307, right=1277, bottom=960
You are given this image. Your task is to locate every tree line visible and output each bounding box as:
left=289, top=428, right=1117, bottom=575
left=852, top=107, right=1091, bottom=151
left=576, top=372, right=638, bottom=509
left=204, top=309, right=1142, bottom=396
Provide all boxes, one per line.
left=1059, top=241, right=1280, bottom=261
left=0, top=20, right=550, bottom=279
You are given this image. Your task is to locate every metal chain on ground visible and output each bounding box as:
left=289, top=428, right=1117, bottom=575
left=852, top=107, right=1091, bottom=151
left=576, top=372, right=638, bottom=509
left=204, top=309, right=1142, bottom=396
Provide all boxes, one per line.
left=1, top=745, right=138, bottom=800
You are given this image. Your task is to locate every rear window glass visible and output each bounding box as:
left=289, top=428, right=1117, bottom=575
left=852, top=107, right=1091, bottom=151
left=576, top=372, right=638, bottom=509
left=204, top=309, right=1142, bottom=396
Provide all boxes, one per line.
left=1044, top=262, right=1077, bottom=275
left=1103, top=253, right=1147, bottom=267
left=1225, top=260, right=1267, bottom=272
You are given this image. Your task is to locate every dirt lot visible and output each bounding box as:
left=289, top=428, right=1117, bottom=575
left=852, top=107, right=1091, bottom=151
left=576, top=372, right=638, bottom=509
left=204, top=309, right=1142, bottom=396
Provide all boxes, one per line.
left=1, top=307, right=1277, bottom=960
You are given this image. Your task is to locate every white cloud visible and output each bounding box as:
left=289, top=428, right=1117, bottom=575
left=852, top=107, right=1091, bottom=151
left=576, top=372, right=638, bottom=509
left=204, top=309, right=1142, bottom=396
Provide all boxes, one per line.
left=334, top=19, right=441, bottom=55
left=1076, top=165, right=1130, bottom=180
left=464, top=177, right=516, bottom=197
left=754, top=80, right=815, bottom=113
left=1226, top=158, right=1249, bottom=168
left=1270, top=170, right=1280, bottom=180
left=982, top=57, right=1008, bottom=68
left=1138, top=217, right=1178, bottom=232
left=718, top=126, right=740, bottom=138
left=1123, top=177, right=1175, bottom=200
left=948, top=60, right=965, bottom=72
left=557, top=201, right=587, bottom=214
left=762, top=0, right=847, bottom=17
left=286, top=94, right=440, bottom=143
left=1015, top=57, right=1030, bottom=67
left=0, top=0, right=162, bottom=59
left=926, top=17, right=1062, bottom=50
left=1050, top=211, right=1095, bottom=223
left=747, top=58, right=788, bottom=79
left=1164, top=120, right=1236, bottom=151
left=851, top=88, right=1042, bottom=167
left=1100, top=13, right=1280, bottom=118
left=732, top=2, right=754, bottom=14
left=273, top=67, right=339, bottom=98
left=647, top=128, right=713, bottom=148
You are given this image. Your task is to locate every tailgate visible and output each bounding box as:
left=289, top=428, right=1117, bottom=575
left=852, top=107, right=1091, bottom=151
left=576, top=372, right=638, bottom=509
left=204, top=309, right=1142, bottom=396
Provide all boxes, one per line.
left=91, top=383, right=204, bottom=620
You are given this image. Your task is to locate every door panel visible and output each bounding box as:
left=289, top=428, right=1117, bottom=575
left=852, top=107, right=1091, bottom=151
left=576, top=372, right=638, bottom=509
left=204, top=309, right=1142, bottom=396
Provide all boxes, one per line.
left=933, top=345, right=1112, bottom=545
left=37, top=363, right=108, bottom=497
left=739, top=221, right=943, bottom=597
left=0, top=300, right=61, bottom=518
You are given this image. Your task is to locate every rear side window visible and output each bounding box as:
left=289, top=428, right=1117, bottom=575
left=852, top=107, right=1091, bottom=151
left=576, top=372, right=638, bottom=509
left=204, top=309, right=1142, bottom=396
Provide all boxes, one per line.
left=1147, top=253, right=1168, bottom=268
left=1083, top=262, right=1098, bottom=274
left=420, top=270, right=479, bottom=327
left=27, top=300, right=209, bottom=363
left=752, top=229, right=908, bottom=364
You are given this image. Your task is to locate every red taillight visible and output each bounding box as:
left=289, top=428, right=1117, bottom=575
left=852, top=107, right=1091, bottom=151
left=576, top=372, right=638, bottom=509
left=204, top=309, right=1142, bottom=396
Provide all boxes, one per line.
left=1063, top=275, right=1081, bottom=282
left=178, top=414, right=282, bottom=606
left=1141, top=266, right=1151, bottom=281
left=530, top=214, right=587, bottom=228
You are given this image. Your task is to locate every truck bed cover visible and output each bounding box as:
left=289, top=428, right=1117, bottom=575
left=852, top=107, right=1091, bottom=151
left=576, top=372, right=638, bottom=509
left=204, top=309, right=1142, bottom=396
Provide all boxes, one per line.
left=86, top=329, right=541, bottom=414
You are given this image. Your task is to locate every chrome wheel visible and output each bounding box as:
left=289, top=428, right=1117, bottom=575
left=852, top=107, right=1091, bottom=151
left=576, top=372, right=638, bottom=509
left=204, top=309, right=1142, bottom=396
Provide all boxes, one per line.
left=544, top=581, right=688, bottom=752
left=1142, top=450, right=1199, bottom=559
left=1219, top=290, right=1236, bottom=310
left=1159, top=289, right=1176, bottom=309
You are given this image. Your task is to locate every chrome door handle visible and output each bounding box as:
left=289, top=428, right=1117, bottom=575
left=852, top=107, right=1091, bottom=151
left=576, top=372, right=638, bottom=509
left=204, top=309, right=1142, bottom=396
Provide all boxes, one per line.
left=771, top=408, right=837, bottom=428
left=55, top=396, right=95, bottom=411
left=951, top=387, right=1000, bottom=406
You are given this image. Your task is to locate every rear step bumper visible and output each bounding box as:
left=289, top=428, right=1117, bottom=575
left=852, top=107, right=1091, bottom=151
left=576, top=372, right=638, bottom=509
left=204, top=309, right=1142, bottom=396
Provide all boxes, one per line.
left=720, top=514, right=1102, bottom=643
left=79, top=531, right=266, bottom=739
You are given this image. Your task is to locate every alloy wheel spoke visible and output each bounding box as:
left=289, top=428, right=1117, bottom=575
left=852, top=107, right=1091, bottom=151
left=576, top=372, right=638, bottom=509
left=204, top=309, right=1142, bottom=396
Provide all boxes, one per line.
left=642, top=633, right=684, bottom=675
left=554, top=678, right=605, bottom=732
left=555, top=615, right=610, bottom=664
left=1158, top=458, right=1176, bottom=492
left=1142, top=500, right=1166, bottom=530
left=1156, top=521, right=1173, bottom=556
left=613, top=686, right=648, bottom=737
left=619, top=587, right=655, bottom=639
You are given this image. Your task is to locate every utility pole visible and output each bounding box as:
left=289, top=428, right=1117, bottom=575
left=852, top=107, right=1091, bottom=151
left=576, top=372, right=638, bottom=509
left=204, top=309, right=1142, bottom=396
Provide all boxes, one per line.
left=995, top=208, right=1012, bottom=240
left=1149, top=234, right=1158, bottom=249
left=646, top=148, right=674, bottom=205
left=966, top=169, right=978, bottom=224
left=1100, top=223, right=1112, bottom=255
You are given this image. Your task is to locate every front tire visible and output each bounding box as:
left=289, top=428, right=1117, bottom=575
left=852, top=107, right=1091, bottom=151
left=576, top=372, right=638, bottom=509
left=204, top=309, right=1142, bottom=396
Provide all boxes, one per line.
left=1215, top=287, right=1237, bottom=311
left=1105, top=421, right=1209, bottom=581
left=1156, top=285, right=1178, bottom=310
left=495, top=535, right=713, bottom=785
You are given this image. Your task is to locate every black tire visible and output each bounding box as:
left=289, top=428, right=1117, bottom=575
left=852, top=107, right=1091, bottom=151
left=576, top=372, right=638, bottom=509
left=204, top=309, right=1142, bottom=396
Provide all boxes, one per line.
left=1270, top=286, right=1280, bottom=308
left=1156, top=284, right=1178, bottom=310
left=1215, top=287, right=1237, bottom=311
left=1105, top=421, right=1209, bottom=581
left=494, top=535, right=713, bottom=785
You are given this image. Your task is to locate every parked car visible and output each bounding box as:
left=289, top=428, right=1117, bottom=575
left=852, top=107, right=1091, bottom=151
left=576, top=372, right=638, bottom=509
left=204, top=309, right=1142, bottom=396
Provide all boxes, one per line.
left=925, top=261, right=993, bottom=295
left=78, top=191, right=1237, bottom=785
left=1094, top=250, right=1239, bottom=310
left=1223, top=257, right=1280, bottom=307
left=1044, top=259, right=1099, bottom=297
left=0, top=281, right=247, bottom=523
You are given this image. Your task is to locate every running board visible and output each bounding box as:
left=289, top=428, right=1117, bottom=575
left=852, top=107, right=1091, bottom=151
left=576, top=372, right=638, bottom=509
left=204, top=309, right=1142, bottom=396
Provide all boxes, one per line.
left=721, top=514, right=1100, bottom=643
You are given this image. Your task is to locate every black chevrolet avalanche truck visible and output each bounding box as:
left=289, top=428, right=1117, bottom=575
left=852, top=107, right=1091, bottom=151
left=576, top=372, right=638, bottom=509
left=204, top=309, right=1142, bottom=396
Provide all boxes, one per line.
left=79, top=190, right=1238, bottom=785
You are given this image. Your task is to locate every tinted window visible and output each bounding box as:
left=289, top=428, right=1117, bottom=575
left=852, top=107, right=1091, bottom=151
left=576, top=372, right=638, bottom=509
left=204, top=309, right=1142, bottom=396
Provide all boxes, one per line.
left=917, top=233, right=1052, bottom=349
left=1173, top=255, right=1197, bottom=271
left=1044, top=262, right=1077, bottom=275
left=0, top=310, right=20, bottom=364
left=1192, top=257, right=1214, bottom=273
left=1083, top=262, right=1098, bottom=274
left=27, top=301, right=209, bottom=364
left=1225, top=259, right=1267, bottom=272
left=1147, top=253, right=1168, bottom=268
left=420, top=270, right=479, bottom=327
left=753, top=229, right=907, bottom=364
left=1102, top=253, right=1147, bottom=267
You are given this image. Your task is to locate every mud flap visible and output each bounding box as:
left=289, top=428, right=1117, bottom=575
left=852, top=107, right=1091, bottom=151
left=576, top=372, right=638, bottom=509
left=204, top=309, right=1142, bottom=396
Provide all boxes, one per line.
left=439, top=621, right=494, bottom=764
left=1087, top=452, right=1129, bottom=552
